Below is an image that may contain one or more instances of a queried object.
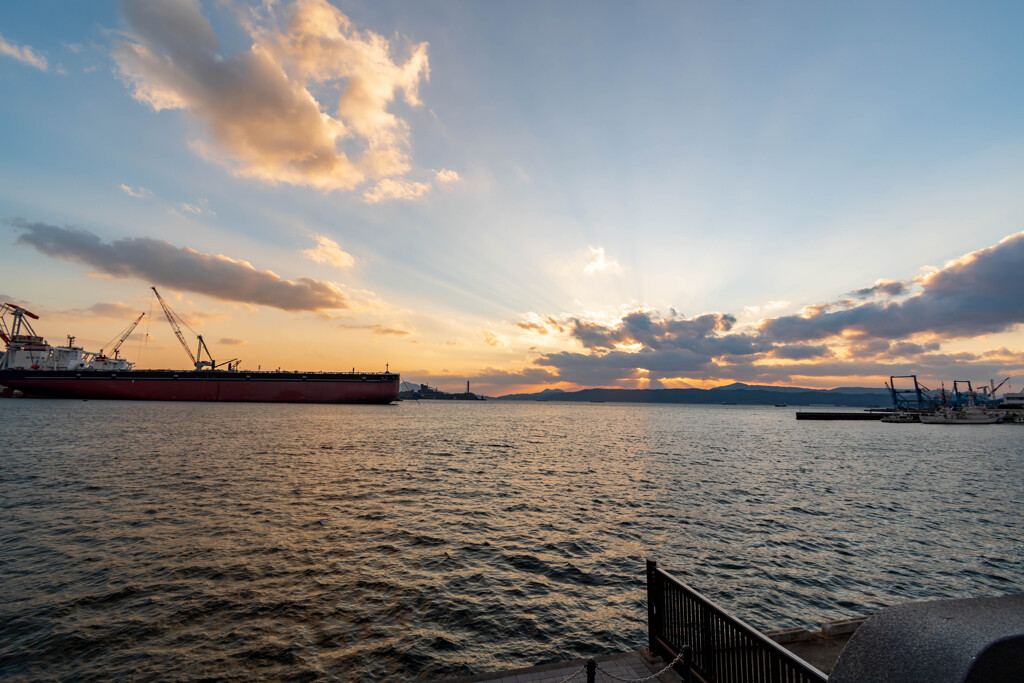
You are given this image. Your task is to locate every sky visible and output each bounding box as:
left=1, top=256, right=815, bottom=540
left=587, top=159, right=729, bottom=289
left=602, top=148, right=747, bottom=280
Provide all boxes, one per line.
left=2, top=0, right=1024, bottom=396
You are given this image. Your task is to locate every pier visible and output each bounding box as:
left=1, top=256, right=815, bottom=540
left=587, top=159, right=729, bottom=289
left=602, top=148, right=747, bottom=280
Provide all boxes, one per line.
left=795, top=411, right=886, bottom=420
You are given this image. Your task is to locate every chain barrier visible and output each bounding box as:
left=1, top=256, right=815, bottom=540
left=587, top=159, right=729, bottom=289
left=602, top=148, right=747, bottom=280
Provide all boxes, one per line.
left=594, top=646, right=688, bottom=682
left=556, top=663, right=588, bottom=682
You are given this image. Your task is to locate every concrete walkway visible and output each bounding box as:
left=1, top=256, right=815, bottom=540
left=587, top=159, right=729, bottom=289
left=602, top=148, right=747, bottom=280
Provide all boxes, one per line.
left=454, top=650, right=683, bottom=683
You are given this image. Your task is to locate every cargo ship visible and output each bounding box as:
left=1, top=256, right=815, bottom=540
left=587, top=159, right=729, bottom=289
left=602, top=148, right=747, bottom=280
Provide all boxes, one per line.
left=0, top=295, right=399, bottom=404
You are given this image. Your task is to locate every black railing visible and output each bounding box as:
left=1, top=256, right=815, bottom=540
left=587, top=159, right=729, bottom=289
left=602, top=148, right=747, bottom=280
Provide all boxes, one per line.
left=647, top=559, right=826, bottom=683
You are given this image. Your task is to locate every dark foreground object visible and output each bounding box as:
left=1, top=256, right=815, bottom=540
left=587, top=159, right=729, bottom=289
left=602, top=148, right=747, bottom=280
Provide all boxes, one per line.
left=647, top=559, right=826, bottom=682
left=829, top=593, right=1024, bottom=683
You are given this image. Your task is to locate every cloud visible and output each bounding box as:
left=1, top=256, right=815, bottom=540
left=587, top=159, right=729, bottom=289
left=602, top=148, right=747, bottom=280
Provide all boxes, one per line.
left=62, top=302, right=144, bottom=319
left=741, top=300, right=791, bottom=317
left=11, top=219, right=349, bottom=312
left=434, top=169, right=460, bottom=184
left=482, top=330, right=507, bottom=347
left=114, top=0, right=430, bottom=195
left=362, top=178, right=431, bottom=203
left=0, top=32, right=48, bottom=71
left=515, top=321, right=549, bottom=334
left=303, top=234, right=355, bottom=269
left=178, top=202, right=203, bottom=215
left=761, top=231, right=1024, bottom=343
left=560, top=309, right=760, bottom=357
left=120, top=183, right=153, bottom=199
left=769, top=344, right=833, bottom=361
left=850, top=279, right=907, bottom=300
left=218, top=337, right=246, bottom=345
left=584, top=246, right=621, bottom=275
left=509, top=232, right=1024, bottom=388
left=338, top=323, right=411, bottom=336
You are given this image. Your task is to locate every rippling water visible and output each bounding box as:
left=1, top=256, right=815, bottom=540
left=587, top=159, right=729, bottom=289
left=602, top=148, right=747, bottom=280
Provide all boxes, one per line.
left=1, top=399, right=1021, bottom=680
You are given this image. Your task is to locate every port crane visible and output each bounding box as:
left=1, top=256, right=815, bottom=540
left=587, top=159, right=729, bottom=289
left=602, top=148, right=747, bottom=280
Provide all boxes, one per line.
left=150, top=287, right=221, bottom=371
left=886, top=375, right=932, bottom=411
left=0, top=303, right=41, bottom=346
left=98, top=312, right=145, bottom=360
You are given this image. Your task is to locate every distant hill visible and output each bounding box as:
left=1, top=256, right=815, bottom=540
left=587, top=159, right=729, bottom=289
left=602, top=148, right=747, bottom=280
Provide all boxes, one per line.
left=499, top=387, right=566, bottom=400
left=496, top=384, right=890, bottom=406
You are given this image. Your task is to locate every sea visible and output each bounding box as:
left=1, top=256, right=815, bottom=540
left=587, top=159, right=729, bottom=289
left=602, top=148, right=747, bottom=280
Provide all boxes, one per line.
left=1, top=399, right=1021, bottom=681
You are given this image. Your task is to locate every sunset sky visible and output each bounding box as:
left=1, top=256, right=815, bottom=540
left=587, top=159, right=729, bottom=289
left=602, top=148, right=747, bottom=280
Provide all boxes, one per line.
left=2, top=0, right=1024, bottom=395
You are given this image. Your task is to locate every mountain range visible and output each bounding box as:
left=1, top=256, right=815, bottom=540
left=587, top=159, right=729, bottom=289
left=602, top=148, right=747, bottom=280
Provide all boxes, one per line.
left=495, top=382, right=890, bottom=406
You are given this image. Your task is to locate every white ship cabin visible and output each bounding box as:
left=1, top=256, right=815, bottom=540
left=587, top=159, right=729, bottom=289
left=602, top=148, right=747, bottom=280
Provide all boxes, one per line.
left=1001, top=391, right=1024, bottom=408
left=2, top=305, right=136, bottom=372
left=1, top=334, right=87, bottom=371
left=1, top=334, right=133, bottom=372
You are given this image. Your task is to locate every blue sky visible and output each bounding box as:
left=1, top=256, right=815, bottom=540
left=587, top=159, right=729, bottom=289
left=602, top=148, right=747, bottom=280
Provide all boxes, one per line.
left=2, top=0, right=1023, bottom=394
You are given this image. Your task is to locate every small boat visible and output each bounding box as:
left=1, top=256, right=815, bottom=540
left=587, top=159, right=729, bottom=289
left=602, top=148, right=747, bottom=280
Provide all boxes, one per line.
left=881, top=411, right=918, bottom=423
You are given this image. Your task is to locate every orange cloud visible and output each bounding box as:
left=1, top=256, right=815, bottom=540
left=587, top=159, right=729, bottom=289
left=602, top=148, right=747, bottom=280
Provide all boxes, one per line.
left=303, top=235, right=356, bottom=269
left=114, top=0, right=430, bottom=196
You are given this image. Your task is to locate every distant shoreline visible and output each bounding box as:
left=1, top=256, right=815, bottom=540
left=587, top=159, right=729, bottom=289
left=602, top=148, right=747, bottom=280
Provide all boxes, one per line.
left=496, top=384, right=889, bottom=407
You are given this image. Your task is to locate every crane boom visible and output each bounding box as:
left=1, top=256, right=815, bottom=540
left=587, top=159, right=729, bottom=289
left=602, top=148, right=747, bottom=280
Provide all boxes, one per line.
left=111, top=312, right=146, bottom=358
left=151, top=287, right=197, bottom=367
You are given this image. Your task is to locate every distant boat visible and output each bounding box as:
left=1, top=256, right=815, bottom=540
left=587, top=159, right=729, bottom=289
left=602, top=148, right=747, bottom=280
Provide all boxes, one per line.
left=774, top=403, right=787, bottom=407
left=881, top=412, right=918, bottom=423
left=919, top=396, right=1001, bottom=424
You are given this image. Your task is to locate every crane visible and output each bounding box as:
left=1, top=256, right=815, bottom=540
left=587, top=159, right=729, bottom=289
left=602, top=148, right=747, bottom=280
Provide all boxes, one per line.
left=990, top=377, right=1010, bottom=398
left=151, top=286, right=215, bottom=370
left=99, top=312, right=145, bottom=359
left=0, top=303, right=41, bottom=345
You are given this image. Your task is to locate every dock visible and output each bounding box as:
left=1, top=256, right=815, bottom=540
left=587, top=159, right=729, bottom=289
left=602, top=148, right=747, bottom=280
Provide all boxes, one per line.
left=795, top=411, right=886, bottom=420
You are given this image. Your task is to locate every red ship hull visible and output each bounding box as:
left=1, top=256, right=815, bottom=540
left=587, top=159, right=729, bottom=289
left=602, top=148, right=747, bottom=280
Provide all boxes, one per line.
left=0, top=369, right=400, bottom=404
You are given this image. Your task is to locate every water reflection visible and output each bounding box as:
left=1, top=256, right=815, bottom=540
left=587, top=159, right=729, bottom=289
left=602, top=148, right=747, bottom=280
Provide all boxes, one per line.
left=0, top=400, right=1021, bottom=679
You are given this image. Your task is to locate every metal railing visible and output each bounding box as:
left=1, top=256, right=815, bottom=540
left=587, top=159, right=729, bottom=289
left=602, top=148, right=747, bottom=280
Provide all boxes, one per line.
left=647, top=559, right=826, bottom=683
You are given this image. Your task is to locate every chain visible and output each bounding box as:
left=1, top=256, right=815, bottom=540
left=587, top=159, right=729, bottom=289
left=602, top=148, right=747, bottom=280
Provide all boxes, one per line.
left=593, top=647, right=688, bottom=683
left=555, top=663, right=588, bottom=682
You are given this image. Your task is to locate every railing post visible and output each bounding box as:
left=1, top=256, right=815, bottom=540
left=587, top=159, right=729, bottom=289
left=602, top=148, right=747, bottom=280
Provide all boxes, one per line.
left=703, top=605, right=716, bottom=681
left=586, top=658, right=596, bottom=683
left=681, top=644, right=693, bottom=683
left=646, top=558, right=658, bottom=656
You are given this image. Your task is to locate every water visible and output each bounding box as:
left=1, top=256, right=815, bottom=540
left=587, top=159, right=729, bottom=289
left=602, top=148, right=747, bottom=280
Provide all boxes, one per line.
left=1, top=400, right=1021, bottom=680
